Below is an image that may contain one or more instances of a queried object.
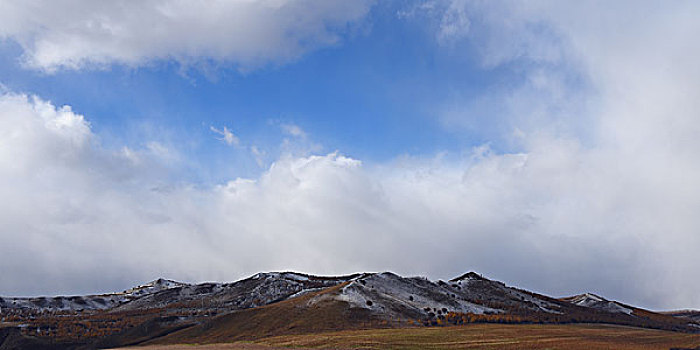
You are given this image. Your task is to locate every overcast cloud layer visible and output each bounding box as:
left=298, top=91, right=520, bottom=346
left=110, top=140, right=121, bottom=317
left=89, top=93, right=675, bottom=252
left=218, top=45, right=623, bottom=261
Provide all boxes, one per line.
left=0, top=1, right=699, bottom=311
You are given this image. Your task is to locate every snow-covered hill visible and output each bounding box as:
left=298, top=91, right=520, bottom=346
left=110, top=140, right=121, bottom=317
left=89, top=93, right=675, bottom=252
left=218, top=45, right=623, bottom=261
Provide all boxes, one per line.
left=1, top=270, right=696, bottom=336
left=0, top=272, right=359, bottom=313
left=560, top=293, right=634, bottom=315
left=0, top=278, right=190, bottom=312
left=113, top=272, right=358, bottom=311
left=315, top=272, right=497, bottom=318
left=2, top=270, right=699, bottom=350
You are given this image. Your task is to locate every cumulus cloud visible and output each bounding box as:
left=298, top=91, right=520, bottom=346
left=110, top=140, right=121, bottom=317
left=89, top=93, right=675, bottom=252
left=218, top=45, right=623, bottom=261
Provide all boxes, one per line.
left=0, top=0, right=374, bottom=72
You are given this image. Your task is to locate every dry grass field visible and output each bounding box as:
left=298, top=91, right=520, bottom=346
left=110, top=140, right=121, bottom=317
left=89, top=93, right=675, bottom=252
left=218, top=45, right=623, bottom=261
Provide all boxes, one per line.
left=119, top=323, right=700, bottom=350
left=114, top=345, right=318, bottom=350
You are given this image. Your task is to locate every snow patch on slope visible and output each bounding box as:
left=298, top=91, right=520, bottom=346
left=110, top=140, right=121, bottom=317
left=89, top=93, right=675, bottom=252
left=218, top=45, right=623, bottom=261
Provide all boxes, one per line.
left=563, top=293, right=633, bottom=315
left=322, top=272, right=500, bottom=319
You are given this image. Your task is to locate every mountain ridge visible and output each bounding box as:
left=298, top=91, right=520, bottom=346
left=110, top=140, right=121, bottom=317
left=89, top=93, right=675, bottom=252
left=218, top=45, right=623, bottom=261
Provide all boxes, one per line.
left=1, top=270, right=698, bottom=349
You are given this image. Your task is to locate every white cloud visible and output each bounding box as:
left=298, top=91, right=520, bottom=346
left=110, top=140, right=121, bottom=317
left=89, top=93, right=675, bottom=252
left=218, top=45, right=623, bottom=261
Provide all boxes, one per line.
left=396, top=1, right=471, bottom=45
left=437, top=0, right=470, bottom=43
left=210, top=125, right=239, bottom=146
left=146, top=141, right=179, bottom=163
left=428, top=0, right=700, bottom=308
left=0, top=0, right=374, bottom=72
left=250, top=145, right=267, bottom=167
left=280, top=123, right=307, bottom=138
left=0, top=93, right=191, bottom=295
left=275, top=121, right=321, bottom=156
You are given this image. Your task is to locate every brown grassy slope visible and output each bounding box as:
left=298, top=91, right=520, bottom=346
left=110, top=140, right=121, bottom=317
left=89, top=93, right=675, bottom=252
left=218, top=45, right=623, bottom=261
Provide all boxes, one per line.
left=0, top=326, right=84, bottom=350
left=116, top=344, right=326, bottom=350
left=89, top=316, right=196, bottom=349
left=114, top=324, right=700, bottom=350
left=256, top=324, right=700, bottom=350
left=146, top=282, right=377, bottom=345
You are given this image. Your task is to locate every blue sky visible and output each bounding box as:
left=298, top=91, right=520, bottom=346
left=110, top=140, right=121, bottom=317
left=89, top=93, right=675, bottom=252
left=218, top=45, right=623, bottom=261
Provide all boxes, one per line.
left=0, top=1, right=699, bottom=311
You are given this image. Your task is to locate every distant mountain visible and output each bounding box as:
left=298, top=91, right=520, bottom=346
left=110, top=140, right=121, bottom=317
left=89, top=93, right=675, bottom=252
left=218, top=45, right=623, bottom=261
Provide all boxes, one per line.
left=1, top=271, right=698, bottom=349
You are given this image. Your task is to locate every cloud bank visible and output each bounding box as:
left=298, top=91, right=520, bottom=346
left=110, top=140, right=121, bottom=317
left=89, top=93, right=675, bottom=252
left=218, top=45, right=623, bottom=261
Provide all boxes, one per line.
left=1, top=87, right=699, bottom=310
left=0, top=0, right=373, bottom=72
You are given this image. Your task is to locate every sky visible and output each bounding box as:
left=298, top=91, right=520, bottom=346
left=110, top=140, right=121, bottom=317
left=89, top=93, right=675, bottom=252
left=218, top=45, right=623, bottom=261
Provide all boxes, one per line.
left=0, top=0, right=698, bottom=311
